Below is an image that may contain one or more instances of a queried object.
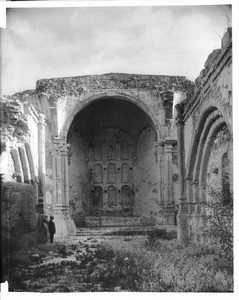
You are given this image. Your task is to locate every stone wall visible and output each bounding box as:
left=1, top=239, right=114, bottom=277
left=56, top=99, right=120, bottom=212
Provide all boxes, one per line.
left=1, top=182, right=38, bottom=251
left=177, top=27, right=232, bottom=242
left=0, top=94, right=47, bottom=259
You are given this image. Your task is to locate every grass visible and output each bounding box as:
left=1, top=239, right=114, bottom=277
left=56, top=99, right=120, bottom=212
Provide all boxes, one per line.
left=7, top=230, right=233, bottom=292
left=102, top=235, right=233, bottom=292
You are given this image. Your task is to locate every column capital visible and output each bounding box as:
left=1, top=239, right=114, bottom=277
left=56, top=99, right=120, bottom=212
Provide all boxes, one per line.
left=191, top=179, right=199, bottom=185
left=163, top=139, right=177, bottom=146
left=53, top=138, right=70, bottom=155
left=154, top=140, right=177, bottom=153
left=163, top=139, right=177, bottom=154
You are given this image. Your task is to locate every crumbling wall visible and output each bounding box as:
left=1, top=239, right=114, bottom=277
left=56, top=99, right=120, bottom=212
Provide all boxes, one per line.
left=0, top=96, right=40, bottom=257
left=179, top=27, right=232, bottom=242
left=0, top=97, right=29, bottom=182
left=34, top=73, right=194, bottom=139
left=1, top=182, right=38, bottom=251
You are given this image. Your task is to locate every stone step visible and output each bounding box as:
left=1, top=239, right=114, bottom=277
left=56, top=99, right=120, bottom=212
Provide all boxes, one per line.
left=76, top=225, right=177, bottom=236
left=85, top=216, right=143, bottom=227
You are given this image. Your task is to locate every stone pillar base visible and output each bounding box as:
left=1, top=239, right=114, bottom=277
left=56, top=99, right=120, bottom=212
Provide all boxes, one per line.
left=52, top=204, right=77, bottom=237
left=177, top=197, right=189, bottom=242
left=54, top=218, right=76, bottom=237
left=164, top=203, right=175, bottom=225
left=177, top=214, right=189, bottom=242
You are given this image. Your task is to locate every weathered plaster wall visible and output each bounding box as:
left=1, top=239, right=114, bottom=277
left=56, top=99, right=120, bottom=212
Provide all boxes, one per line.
left=134, top=126, right=159, bottom=224
left=68, top=129, right=89, bottom=226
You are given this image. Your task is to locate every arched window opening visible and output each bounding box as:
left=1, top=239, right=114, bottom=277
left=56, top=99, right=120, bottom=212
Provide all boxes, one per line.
left=108, top=186, right=117, bottom=206
left=121, top=163, right=130, bottom=183
left=93, top=164, right=103, bottom=184
left=108, top=163, right=116, bottom=183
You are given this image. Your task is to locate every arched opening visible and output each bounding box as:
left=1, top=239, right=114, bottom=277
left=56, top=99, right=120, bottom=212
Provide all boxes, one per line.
left=67, top=96, right=158, bottom=226
left=186, top=106, right=232, bottom=241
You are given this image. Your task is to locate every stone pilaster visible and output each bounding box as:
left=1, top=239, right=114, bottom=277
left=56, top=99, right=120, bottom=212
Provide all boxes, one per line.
left=163, top=140, right=177, bottom=225
left=37, top=113, right=46, bottom=214
left=175, top=103, right=189, bottom=242
left=52, top=138, right=76, bottom=237
left=155, top=142, right=165, bottom=224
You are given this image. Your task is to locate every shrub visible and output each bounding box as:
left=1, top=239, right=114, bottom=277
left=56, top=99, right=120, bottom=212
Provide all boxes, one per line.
left=90, top=245, right=143, bottom=291
left=203, top=187, right=233, bottom=262
left=146, top=227, right=176, bottom=246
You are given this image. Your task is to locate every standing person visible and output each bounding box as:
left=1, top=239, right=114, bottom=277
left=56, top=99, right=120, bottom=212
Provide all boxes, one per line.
left=48, top=216, right=56, bottom=243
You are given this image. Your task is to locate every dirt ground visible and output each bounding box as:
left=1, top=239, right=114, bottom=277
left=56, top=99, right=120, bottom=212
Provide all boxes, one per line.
left=7, top=227, right=155, bottom=292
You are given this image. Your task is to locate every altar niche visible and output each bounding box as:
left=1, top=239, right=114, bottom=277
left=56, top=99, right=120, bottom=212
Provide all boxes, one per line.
left=67, top=96, right=159, bottom=226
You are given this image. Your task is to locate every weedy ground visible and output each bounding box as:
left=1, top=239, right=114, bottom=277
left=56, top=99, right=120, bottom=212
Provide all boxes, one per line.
left=7, top=228, right=233, bottom=292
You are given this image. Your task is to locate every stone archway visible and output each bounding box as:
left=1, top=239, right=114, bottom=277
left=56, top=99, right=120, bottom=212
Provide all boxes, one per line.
left=60, top=92, right=160, bottom=141
left=185, top=106, right=232, bottom=241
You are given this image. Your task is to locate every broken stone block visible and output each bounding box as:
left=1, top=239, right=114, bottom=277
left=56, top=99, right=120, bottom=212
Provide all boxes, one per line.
left=31, top=254, right=40, bottom=262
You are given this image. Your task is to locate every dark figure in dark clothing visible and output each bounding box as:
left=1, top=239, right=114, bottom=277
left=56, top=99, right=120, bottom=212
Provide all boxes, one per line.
left=48, top=216, right=56, bottom=243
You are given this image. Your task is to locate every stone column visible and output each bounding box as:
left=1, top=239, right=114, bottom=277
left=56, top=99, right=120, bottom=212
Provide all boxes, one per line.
left=163, top=140, right=177, bottom=225
left=52, top=138, right=76, bottom=236
left=175, top=103, right=189, bottom=242
left=37, top=113, right=46, bottom=214
left=155, top=142, right=165, bottom=224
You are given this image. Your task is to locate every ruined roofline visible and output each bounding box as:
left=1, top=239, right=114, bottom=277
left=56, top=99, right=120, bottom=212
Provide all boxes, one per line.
left=36, top=72, right=189, bottom=83
left=183, top=26, right=232, bottom=118
left=2, top=90, right=36, bottom=100
left=2, top=72, right=194, bottom=101
left=35, top=72, right=194, bottom=99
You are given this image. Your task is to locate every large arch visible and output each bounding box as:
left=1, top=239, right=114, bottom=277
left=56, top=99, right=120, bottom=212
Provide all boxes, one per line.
left=186, top=107, right=229, bottom=201
left=186, top=101, right=232, bottom=181
left=66, top=93, right=160, bottom=226
left=60, top=92, right=160, bottom=141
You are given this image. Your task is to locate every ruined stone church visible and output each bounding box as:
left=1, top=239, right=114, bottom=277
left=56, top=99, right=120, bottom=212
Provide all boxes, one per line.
left=0, top=28, right=232, bottom=248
